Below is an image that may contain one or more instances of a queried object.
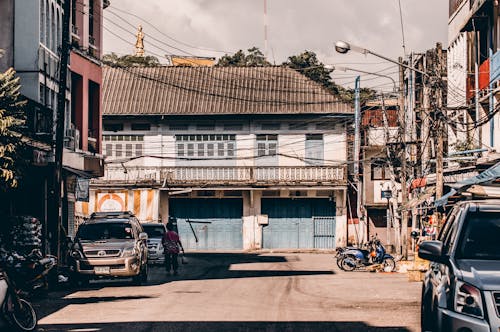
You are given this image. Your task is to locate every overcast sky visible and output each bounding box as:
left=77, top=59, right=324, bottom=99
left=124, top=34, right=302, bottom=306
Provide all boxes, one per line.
left=103, top=0, right=448, bottom=91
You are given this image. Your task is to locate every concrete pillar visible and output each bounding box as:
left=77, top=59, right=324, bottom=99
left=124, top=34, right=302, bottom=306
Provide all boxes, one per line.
left=242, top=190, right=262, bottom=250
left=335, top=189, right=348, bottom=247
left=159, top=190, right=169, bottom=224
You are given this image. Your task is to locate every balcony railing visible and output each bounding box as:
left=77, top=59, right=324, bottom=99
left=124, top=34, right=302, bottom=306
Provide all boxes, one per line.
left=98, top=166, right=347, bottom=186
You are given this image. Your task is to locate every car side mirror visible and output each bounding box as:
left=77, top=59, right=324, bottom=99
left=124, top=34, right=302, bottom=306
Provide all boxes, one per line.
left=418, top=240, right=447, bottom=264
left=139, top=232, right=148, bottom=241
left=410, top=230, right=420, bottom=239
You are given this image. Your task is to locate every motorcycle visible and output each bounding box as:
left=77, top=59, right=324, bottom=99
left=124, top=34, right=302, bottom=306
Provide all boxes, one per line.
left=339, top=237, right=396, bottom=272
left=0, top=249, right=57, bottom=296
left=0, top=267, right=37, bottom=331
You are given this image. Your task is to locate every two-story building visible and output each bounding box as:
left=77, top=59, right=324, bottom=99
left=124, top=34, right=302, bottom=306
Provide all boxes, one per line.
left=82, top=65, right=353, bottom=250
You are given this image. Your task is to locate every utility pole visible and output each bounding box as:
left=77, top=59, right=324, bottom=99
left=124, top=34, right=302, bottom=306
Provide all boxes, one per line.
left=53, top=0, right=71, bottom=257
left=353, top=76, right=364, bottom=244
left=399, top=57, right=408, bottom=259
left=435, top=44, right=445, bottom=200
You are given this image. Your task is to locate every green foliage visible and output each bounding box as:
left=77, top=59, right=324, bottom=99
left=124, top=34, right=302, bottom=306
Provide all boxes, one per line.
left=0, top=68, right=26, bottom=189
left=216, top=47, right=271, bottom=67
left=283, top=51, right=376, bottom=104
left=102, top=52, right=161, bottom=67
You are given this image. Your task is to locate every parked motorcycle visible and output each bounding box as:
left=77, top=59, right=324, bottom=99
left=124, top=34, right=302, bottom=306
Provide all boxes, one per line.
left=0, top=266, right=37, bottom=331
left=338, top=236, right=396, bottom=272
left=0, top=249, right=57, bottom=295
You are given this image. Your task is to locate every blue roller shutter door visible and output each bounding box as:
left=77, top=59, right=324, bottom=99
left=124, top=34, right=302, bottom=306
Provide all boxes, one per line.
left=262, top=198, right=336, bottom=249
left=169, top=198, right=243, bottom=250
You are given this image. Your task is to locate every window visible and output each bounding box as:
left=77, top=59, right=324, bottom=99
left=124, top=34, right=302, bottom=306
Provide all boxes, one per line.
left=88, top=0, right=94, bottom=39
left=305, top=134, right=324, bottom=165
left=456, top=211, right=500, bottom=260
left=177, top=144, right=184, bottom=157
left=197, top=143, right=205, bottom=157
left=207, top=143, right=214, bottom=156
left=131, top=123, right=151, bottom=131
left=175, top=135, right=236, bottom=159
left=105, top=144, right=112, bottom=156
left=256, top=134, right=278, bottom=157
left=187, top=143, right=194, bottom=156
left=371, top=162, right=390, bottom=180
left=135, top=144, right=142, bottom=157
left=115, top=144, right=122, bottom=157
left=125, top=144, right=133, bottom=157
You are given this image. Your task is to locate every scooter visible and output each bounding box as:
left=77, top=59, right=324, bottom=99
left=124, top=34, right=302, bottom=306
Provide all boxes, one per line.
left=0, top=267, right=37, bottom=331
left=2, top=249, right=57, bottom=295
left=339, top=236, right=396, bottom=272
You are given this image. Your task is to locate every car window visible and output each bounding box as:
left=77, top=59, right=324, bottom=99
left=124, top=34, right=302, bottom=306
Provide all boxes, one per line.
left=76, top=222, right=135, bottom=240
left=438, top=208, right=458, bottom=242
left=456, top=211, right=500, bottom=260
left=442, top=218, right=459, bottom=255
left=143, top=225, right=166, bottom=239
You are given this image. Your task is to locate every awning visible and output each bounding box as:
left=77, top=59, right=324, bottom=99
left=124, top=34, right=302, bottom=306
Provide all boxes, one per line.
left=466, top=185, right=500, bottom=198
left=63, top=166, right=93, bottom=179
left=401, top=186, right=435, bottom=210
left=435, top=161, right=500, bottom=207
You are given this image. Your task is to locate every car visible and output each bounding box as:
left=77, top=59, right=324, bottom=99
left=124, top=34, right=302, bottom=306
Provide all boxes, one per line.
left=142, top=223, right=167, bottom=265
left=418, top=200, right=500, bottom=332
left=69, top=211, right=149, bottom=285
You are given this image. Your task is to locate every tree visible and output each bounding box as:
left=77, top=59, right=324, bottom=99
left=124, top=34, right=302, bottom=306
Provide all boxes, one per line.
left=102, top=52, right=160, bottom=67
left=284, top=50, right=376, bottom=104
left=0, top=68, right=26, bottom=190
left=217, top=47, right=271, bottom=67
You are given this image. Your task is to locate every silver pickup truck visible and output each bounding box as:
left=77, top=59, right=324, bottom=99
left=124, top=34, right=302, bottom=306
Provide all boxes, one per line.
left=70, top=212, right=149, bottom=285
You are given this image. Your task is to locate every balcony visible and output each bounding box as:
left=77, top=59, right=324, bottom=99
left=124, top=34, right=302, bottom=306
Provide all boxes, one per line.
left=97, top=166, right=347, bottom=187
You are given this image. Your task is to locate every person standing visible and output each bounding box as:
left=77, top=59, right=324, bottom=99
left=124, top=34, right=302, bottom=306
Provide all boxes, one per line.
left=162, top=223, right=183, bottom=275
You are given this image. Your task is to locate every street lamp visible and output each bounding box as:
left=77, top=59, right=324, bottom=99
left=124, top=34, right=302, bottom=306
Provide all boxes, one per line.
left=334, top=41, right=428, bottom=77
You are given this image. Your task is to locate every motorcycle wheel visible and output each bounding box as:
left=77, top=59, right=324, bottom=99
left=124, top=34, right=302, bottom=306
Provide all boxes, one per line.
left=340, top=256, right=357, bottom=272
left=9, top=297, right=37, bottom=331
left=335, top=257, right=343, bottom=269
left=382, top=257, right=396, bottom=272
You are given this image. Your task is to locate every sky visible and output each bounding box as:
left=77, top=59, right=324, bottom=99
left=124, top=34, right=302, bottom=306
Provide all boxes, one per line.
left=103, top=0, right=449, bottom=91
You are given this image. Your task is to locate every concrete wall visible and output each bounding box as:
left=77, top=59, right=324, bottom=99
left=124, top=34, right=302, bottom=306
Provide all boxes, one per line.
left=0, top=0, right=14, bottom=71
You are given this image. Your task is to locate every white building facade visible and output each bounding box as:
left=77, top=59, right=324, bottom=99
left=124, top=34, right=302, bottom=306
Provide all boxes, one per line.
left=82, top=66, right=352, bottom=250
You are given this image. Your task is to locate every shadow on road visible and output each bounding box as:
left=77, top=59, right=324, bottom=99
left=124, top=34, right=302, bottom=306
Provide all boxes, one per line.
left=36, top=320, right=412, bottom=332
left=32, top=252, right=336, bottom=324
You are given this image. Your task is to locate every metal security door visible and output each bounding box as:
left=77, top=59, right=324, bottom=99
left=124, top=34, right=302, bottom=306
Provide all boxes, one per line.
left=170, top=198, right=243, bottom=250
left=313, top=217, right=336, bottom=249
left=262, top=199, right=335, bottom=249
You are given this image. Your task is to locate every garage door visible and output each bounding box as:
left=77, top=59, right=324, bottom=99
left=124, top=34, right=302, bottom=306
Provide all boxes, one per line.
left=262, top=198, right=336, bottom=249
left=169, top=198, right=243, bottom=250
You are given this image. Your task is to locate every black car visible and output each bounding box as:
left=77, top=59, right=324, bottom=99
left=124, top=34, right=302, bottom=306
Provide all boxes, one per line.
left=418, top=200, right=500, bottom=332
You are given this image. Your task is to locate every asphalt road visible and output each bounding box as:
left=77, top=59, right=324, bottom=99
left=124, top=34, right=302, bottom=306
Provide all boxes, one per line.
left=31, top=252, right=421, bottom=332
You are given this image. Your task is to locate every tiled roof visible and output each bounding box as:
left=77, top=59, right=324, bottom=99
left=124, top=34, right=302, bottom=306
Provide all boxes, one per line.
left=102, top=66, right=353, bottom=116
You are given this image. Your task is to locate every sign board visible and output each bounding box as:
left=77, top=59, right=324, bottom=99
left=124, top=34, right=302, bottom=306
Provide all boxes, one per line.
left=381, top=190, right=392, bottom=199
left=75, top=178, right=89, bottom=202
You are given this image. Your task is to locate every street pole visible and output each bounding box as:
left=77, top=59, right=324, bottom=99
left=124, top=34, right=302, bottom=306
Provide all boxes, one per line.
left=399, top=57, right=408, bottom=259
left=435, top=44, right=444, bottom=200
left=54, top=0, right=71, bottom=257
left=354, top=76, right=364, bottom=244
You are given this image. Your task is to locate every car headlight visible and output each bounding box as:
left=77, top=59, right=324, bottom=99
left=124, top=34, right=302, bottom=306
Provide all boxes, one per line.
left=454, top=281, right=484, bottom=319
left=71, top=250, right=83, bottom=259
left=122, top=247, right=137, bottom=257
